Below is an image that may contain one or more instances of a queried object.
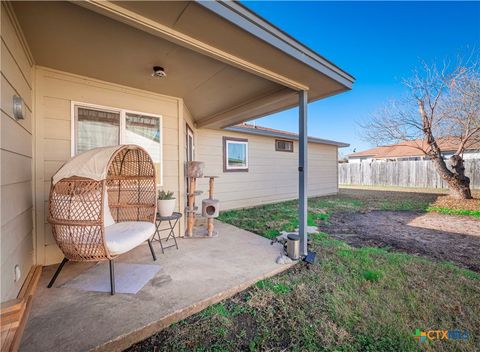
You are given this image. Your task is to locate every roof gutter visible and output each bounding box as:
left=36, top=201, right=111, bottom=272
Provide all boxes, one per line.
left=196, top=0, right=355, bottom=89
left=225, top=126, right=350, bottom=147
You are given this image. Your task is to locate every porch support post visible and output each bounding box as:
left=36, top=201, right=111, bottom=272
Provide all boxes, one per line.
left=298, top=90, right=308, bottom=257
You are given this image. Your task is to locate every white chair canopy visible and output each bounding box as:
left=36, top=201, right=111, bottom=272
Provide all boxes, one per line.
left=52, top=145, right=124, bottom=185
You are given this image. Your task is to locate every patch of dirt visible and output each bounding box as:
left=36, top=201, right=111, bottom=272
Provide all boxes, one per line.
left=337, top=187, right=480, bottom=212
left=432, top=195, right=480, bottom=211
left=226, top=312, right=257, bottom=349
left=319, top=211, right=480, bottom=272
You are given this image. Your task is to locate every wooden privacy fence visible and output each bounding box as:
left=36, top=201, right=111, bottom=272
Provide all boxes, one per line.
left=339, top=159, right=480, bottom=189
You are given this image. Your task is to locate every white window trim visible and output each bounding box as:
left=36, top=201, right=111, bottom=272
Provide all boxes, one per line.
left=187, top=125, right=194, bottom=161
left=71, top=101, right=163, bottom=186
left=225, top=139, right=249, bottom=170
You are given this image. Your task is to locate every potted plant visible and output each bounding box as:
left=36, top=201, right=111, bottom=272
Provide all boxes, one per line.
left=157, top=190, right=176, bottom=217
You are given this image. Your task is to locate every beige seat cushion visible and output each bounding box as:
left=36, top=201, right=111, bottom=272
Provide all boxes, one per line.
left=103, top=191, right=115, bottom=227
left=105, top=222, right=155, bottom=256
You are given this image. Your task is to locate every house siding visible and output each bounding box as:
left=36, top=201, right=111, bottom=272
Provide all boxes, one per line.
left=0, top=3, right=34, bottom=301
left=6, top=65, right=340, bottom=267
left=34, top=67, right=183, bottom=265
left=195, top=128, right=338, bottom=210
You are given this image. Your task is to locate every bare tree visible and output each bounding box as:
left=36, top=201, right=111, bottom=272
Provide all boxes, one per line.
left=362, top=55, right=480, bottom=199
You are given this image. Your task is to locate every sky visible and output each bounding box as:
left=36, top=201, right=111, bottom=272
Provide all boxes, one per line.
left=243, top=1, right=480, bottom=154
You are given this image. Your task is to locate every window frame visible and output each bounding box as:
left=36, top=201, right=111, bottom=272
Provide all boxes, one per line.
left=71, top=101, right=163, bottom=186
left=223, top=136, right=249, bottom=172
left=186, top=123, right=195, bottom=163
left=275, top=139, right=294, bottom=153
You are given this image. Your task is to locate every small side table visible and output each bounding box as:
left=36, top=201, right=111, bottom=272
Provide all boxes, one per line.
left=153, top=212, right=182, bottom=254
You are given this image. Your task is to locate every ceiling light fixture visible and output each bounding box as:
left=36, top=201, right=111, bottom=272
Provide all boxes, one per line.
left=152, top=66, right=166, bottom=78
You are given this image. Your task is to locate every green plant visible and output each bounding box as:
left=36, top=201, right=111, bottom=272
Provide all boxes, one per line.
left=158, top=190, right=175, bottom=200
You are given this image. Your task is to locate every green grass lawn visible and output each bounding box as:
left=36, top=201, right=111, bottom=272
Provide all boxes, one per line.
left=217, top=190, right=438, bottom=239
left=130, top=190, right=480, bottom=351
left=426, top=206, right=480, bottom=218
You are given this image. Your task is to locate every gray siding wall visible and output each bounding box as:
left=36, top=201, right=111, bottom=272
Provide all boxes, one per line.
left=196, top=128, right=339, bottom=210
left=1, top=3, right=34, bottom=302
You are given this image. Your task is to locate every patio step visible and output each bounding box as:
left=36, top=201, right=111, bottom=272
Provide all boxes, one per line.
left=1, top=266, right=42, bottom=352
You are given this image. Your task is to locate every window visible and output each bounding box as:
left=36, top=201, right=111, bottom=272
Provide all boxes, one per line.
left=75, top=106, right=120, bottom=154
left=125, top=113, right=162, bottom=184
left=275, top=139, right=293, bottom=152
left=73, top=103, right=163, bottom=185
left=223, top=137, right=248, bottom=172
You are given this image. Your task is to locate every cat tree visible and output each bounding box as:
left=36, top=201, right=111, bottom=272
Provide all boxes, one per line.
left=185, top=161, right=219, bottom=238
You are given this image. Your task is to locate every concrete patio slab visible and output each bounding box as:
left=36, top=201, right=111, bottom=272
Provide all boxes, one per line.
left=20, top=221, right=294, bottom=352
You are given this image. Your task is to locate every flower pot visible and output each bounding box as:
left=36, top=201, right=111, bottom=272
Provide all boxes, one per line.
left=158, top=198, right=176, bottom=217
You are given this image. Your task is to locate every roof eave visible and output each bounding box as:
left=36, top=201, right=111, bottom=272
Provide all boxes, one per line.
left=224, top=126, right=349, bottom=147
left=196, top=0, right=355, bottom=89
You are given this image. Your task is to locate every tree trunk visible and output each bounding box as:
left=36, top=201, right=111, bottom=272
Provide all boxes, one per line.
left=431, top=155, right=472, bottom=199
left=417, top=100, right=473, bottom=199
left=448, top=155, right=472, bottom=199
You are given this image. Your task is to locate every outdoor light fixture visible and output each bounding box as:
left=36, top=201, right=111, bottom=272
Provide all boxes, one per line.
left=152, top=66, right=166, bottom=78
left=12, top=95, right=25, bottom=120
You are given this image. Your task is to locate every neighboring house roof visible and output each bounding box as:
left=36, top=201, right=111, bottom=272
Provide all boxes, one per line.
left=347, top=137, right=480, bottom=159
left=347, top=145, right=394, bottom=158
left=225, top=123, right=350, bottom=147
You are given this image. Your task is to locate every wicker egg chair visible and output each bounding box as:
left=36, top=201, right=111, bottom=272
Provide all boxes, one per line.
left=47, top=145, right=157, bottom=295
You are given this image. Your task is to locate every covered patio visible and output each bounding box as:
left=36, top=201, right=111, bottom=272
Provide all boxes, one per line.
left=10, top=0, right=353, bottom=265
left=2, top=1, right=353, bottom=350
left=21, top=221, right=293, bottom=351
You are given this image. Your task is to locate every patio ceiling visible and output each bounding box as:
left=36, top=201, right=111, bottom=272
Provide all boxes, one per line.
left=12, top=1, right=354, bottom=128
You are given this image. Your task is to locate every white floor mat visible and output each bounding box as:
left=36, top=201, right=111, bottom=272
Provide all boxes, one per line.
left=62, top=262, right=161, bottom=294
